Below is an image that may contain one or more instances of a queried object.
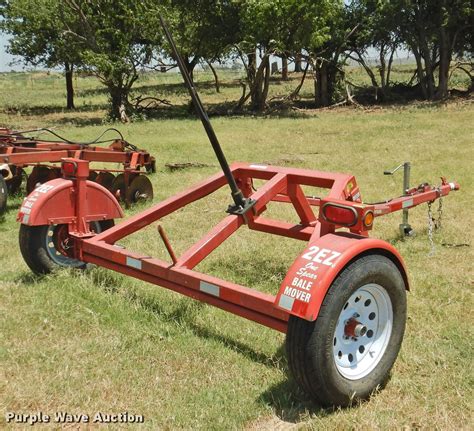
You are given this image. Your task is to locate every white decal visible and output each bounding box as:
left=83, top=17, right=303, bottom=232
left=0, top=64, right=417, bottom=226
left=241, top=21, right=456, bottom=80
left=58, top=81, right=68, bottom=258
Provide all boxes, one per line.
left=323, top=251, right=342, bottom=266
left=291, top=277, right=313, bottom=291
left=296, top=263, right=318, bottom=280
left=301, top=246, right=320, bottom=261
left=302, top=246, right=341, bottom=266
left=35, top=184, right=55, bottom=194
left=284, top=286, right=311, bottom=303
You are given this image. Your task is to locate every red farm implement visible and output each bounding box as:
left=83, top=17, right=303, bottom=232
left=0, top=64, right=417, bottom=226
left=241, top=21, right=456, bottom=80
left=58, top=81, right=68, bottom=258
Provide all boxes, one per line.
left=0, top=127, right=155, bottom=214
left=15, top=18, right=460, bottom=406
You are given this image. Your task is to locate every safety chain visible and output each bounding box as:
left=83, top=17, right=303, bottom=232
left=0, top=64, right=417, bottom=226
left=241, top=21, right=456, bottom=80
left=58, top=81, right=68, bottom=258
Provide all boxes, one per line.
left=427, top=192, right=444, bottom=255
left=435, top=195, right=443, bottom=230
left=428, top=201, right=435, bottom=255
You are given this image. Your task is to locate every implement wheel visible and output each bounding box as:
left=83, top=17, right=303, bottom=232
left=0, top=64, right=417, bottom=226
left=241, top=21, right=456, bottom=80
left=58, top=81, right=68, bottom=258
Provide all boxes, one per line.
left=0, top=175, right=7, bottom=215
left=111, top=173, right=126, bottom=201
left=88, top=170, right=99, bottom=182
left=26, top=166, right=58, bottom=194
left=95, top=172, right=115, bottom=191
left=125, top=175, right=154, bottom=204
left=286, top=254, right=406, bottom=407
left=19, top=220, right=114, bottom=274
left=7, top=166, right=27, bottom=195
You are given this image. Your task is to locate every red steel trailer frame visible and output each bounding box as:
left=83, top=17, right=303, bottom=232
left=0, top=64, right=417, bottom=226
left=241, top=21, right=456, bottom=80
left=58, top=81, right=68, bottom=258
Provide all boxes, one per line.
left=17, top=158, right=459, bottom=332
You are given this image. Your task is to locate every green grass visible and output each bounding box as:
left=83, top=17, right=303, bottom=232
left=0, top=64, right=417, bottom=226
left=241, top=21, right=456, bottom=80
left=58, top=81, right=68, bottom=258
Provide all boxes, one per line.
left=1, top=71, right=473, bottom=429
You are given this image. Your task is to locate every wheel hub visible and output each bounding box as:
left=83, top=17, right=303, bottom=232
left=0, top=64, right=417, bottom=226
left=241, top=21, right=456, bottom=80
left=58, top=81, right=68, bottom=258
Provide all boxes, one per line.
left=344, top=317, right=368, bottom=338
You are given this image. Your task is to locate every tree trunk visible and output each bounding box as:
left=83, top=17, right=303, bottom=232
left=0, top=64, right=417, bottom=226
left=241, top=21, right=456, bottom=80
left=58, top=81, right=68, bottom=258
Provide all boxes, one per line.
left=65, top=62, right=75, bottom=110
left=412, top=47, right=428, bottom=99
left=385, top=46, right=396, bottom=93
left=260, top=56, right=271, bottom=111
left=247, top=51, right=256, bottom=82
left=435, top=27, right=451, bottom=100
left=207, top=61, right=220, bottom=93
left=249, top=54, right=270, bottom=112
left=379, top=44, right=387, bottom=91
left=282, top=55, right=289, bottom=80
left=108, top=84, right=129, bottom=122
left=294, top=53, right=302, bottom=73
left=419, top=31, right=436, bottom=99
left=315, top=61, right=329, bottom=107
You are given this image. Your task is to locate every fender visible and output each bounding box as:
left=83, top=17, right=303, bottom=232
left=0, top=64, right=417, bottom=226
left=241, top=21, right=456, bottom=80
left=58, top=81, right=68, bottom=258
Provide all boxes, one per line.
left=17, top=178, right=124, bottom=226
left=275, top=232, right=409, bottom=321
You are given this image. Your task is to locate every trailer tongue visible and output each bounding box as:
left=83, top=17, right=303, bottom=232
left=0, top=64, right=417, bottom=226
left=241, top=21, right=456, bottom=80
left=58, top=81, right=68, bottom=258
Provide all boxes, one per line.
left=16, top=17, right=460, bottom=407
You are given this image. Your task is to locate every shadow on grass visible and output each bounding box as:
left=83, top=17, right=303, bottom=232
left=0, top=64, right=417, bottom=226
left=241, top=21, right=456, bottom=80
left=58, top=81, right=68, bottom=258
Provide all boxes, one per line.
left=258, top=379, right=333, bottom=423
left=51, top=116, right=105, bottom=126
left=14, top=262, right=344, bottom=423
left=1, top=103, right=106, bottom=126
left=124, top=288, right=287, bottom=369
left=75, top=79, right=243, bottom=100
left=3, top=103, right=107, bottom=116
left=14, top=271, right=44, bottom=284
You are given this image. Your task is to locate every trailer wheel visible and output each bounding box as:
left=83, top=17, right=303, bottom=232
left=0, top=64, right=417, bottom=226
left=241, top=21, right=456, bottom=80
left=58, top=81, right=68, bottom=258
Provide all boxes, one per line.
left=19, top=220, right=114, bottom=274
left=286, top=254, right=406, bottom=407
left=0, top=175, right=7, bottom=215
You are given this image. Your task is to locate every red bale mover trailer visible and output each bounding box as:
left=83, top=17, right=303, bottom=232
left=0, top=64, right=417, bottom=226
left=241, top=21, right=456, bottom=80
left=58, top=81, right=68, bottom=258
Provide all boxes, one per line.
left=15, top=18, right=460, bottom=407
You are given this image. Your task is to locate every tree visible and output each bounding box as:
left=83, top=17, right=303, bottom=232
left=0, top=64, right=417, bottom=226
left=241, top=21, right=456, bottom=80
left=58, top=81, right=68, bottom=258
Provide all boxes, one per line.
left=62, top=0, right=152, bottom=120
left=394, top=0, right=473, bottom=99
left=235, top=0, right=336, bottom=111
left=149, top=0, right=238, bottom=84
left=347, top=0, right=401, bottom=99
left=302, top=1, right=347, bottom=107
left=0, top=0, right=82, bottom=109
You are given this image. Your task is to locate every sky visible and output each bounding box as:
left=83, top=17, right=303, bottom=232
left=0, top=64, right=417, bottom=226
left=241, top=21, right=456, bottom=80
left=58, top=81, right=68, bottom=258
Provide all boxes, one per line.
left=0, top=31, right=23, bottom=71
left=0, top=29, right=412, bottom=72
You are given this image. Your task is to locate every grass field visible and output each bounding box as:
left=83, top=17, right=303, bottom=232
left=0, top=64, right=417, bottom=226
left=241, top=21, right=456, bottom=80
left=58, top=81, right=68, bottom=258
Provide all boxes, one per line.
left=1, top=71, right=473, bottom=429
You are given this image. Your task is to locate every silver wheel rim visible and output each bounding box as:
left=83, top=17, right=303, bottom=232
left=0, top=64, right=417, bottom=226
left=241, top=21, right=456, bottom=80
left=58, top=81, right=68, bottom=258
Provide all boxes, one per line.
left=45, top=223, right=101, bottom=267
left=333, top=283, right=393, bottom=380
left=45, top=225, right=84, bottom=267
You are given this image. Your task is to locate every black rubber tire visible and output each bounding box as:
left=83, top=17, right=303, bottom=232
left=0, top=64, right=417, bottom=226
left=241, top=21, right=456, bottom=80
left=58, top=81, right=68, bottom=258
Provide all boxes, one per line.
left=286, top=254, right=407, bottom=407
left=19, top=220, right=114, bottom=275
left=0, top=175, right=7, bottom=215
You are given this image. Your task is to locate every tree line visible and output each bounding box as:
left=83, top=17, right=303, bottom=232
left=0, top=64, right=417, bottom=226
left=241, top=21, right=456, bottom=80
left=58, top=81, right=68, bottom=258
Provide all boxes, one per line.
left=1, top=0, right=472, bottom=120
